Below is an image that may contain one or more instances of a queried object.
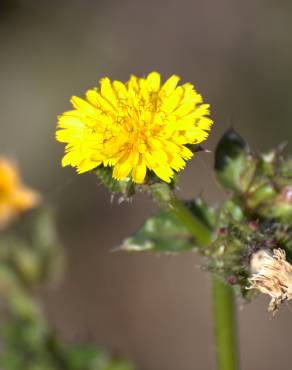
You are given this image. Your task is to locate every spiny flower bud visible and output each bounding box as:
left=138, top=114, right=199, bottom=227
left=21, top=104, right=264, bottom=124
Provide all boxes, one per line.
left=248, top=248, right=292, bottom=315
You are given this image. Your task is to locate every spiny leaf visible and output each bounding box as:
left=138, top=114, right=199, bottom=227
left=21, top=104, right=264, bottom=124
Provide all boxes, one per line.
left=121, top=210, right=196, bottom=253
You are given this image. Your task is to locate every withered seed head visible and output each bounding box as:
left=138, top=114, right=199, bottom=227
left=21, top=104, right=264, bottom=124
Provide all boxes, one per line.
left=248, top=248, right=292, bottom=315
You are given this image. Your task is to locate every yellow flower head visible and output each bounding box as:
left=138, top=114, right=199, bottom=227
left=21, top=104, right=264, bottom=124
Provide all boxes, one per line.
left=56, top=72, right=213, bottom=183
left=0, top=158, right=40, bottom=229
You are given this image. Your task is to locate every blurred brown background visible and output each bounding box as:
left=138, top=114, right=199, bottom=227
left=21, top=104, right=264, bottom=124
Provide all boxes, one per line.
left=0, top=1, right=292, bottom=369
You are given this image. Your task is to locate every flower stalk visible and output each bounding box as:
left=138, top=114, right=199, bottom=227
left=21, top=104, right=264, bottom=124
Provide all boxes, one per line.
left=212, top=275, right=240, bottom=370
left=150, top=186, right=240, bottom=370
left=170, top=197, right=240, bottom=370
left=170, top=197, right=213, bottom=247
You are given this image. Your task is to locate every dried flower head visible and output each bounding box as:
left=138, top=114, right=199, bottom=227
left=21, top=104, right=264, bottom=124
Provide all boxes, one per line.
left=0, top=158, right=40, bottom=229
left=56, top=72, right=213, bottom=183
left=248, top=248, right=292, bottom=315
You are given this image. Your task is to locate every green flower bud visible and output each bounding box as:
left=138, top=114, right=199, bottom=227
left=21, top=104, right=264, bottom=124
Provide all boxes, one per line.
left=95, top=167, right=136, bottom=198
left=246, top=181, right=276, bottom=210
left=215, top=129, right=256, bottom=192
left=272, top=186, right=292, bottom=221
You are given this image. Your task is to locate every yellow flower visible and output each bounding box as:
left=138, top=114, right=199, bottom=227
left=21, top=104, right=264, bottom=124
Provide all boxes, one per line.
left=56, top=72, right=213, bottom=183
left=0, top=158, right=40, bottom=229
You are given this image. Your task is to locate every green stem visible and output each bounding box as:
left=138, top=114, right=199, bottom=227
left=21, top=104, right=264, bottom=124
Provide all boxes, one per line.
left=212, top=275, right=240, bottom=370
left=149, top=183, right=212, bottom=246
left=150, top=185, right=240, bottom=370
left=170, top=198, right=212, bottom=246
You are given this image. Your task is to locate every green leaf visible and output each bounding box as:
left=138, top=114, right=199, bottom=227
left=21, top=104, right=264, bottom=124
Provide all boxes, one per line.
left=121, top=210, right=196, bottom=253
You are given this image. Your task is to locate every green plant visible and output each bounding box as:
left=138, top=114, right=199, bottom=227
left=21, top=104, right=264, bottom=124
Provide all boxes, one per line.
left=0, top=210, right=134, bottom=370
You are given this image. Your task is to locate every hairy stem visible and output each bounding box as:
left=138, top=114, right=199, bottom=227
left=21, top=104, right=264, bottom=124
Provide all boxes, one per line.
left=169, top=197, right=212, bottom=246
left=150, top=185, right=240, bottom=370
left=149, top=183, right=213, bottom=246
left=212, top=275, right=240, bottom=370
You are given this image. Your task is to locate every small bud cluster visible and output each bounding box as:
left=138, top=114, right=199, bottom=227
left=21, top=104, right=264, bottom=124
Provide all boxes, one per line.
left=209, top=130, right=292, bottom=309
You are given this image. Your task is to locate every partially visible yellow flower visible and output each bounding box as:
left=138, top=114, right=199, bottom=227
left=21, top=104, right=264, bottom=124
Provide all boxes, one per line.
left=0, top=158, right=40, bottom=229
left=56, top=72, right=213, bottom=183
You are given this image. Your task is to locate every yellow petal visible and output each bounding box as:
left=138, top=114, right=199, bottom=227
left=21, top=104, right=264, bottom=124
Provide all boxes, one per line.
left=161, top=75, right=180, bottom=93
left=151, top=150, right=168, bottom=164
left=161, top=87, right=183, bottom=113
left=113, top=81, right=128, bottom=99
left=58, top=114, right=84, bottom=129
left=146, top=72, right=161, bottom=91
left=71, top=96, right=99, bottom=117
left=77, top=159, right=101, bottom=173
left=181, top=146, right=193, bottom=159
left=133, top=156, right=147, bottom=183
left=112, top=151, right=138, bottom=180
left=144, top=152, right=158, bottom=169
left=171, top=155, right=186, bottom=171
left=153, top=165, right=173, bottom=183
left=86, top=89, right=117, bottom=114
left=100, top=77, right=118, bottom=107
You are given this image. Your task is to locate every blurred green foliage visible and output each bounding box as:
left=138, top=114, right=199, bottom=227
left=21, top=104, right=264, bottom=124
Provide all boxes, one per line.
left=0, top=210, right=134, bottom=370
